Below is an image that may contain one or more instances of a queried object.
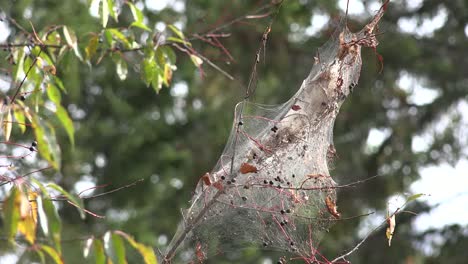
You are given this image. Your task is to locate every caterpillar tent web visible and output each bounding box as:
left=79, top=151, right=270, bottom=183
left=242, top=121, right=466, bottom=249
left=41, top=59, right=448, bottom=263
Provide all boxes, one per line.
left=163, top=1, right=388, bottom=263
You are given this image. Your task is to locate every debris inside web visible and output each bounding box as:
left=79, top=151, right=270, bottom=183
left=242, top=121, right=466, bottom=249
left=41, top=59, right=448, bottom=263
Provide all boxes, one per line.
left=163, top=1, right=388, bottom=263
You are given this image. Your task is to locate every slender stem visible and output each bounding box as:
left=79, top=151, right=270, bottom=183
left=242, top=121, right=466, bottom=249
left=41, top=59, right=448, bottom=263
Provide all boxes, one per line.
left=163, top=191, right=223, bottom=263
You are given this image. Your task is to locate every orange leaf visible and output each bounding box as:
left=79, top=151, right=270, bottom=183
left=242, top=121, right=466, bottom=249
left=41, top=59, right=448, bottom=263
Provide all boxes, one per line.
left=325, top=196, right=340, bottom=219
left=201, top=173, right=212, bottom=186
left=239, top=163, right=258, bottom=174
left=17, top=190, right=38, bottom=244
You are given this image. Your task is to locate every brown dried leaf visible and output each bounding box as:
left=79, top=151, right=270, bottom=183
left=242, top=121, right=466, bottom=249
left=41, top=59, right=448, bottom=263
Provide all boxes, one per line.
left=325, top=195, right=340, bottom=219
left=239, top=163, right=258, bottom=174
left=386, top=213, right=396, bottom=246
left=291, top=105, right=301, bottom=111
left=212, top=181, right=224, bottom=191
left=201, top=172, right=212, bottom=186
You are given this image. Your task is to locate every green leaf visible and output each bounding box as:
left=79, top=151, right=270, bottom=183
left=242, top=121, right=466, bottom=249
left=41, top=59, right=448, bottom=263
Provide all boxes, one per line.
left=130, top=21, right=151, bottom=32
left=53, top=76, right=66, bottom=92
left=100, top=0, right=109, bottom=28
left=13, top=107, right=26, bottom=133
left=40, top=245, right=64, bottom=264
left=85, top=35, right=99, bottom=61
left=44, top=197, right=62, bottom=253
left=47, top=84, right=61, bottom=105
left=108, top=0, right=118, bottom=22
left=166, top=37, right=191, bottom=46
left=167, top=24, right=184, bottom=40
left=56, top=105, right=75, bottom=146
left=13, top=47, right=25, bottom=82
left=36, top=195, right=49, bottom=236
left=35, top=248, right=46, bottom=264
left=115, top=231, right=157, bottom=264
left=128, top=2, right=143, bottom=22
left=151, top=74, right=162, bottom=93
left=104, top=29, right=114, bottom=47
left=114, top=55, right=128, bottom=81
left=104, top=231, right=127, bottom=264
left=94, top=239, right=106, bottom=264
left=406, top=193, right=424, bottom=203
left=160, top=46, right=176, bottom=64
left=112, top=233, right=127, bottom=264
left=39, top=51, right=55, bottom=67
left=32, top=116, right=61, bottom=169
left=2, top=187, right=21, bottom=243
left=140, top=57, right=157, bottom=87
left=63, top=26, right=83, bottom=61
left=107, top=29, right=131, bottom=48
left=47, top=183, right=85, bottom=219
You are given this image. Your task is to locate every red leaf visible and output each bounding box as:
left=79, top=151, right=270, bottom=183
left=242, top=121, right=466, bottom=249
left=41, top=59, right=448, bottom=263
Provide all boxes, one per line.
left=291, top=105, right=301, bottom=111
left=201, top=173, right=211, bottom=186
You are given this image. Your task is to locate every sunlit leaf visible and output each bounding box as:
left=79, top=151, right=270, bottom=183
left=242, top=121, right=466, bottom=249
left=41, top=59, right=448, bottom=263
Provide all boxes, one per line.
left=40, top=245, right=64, bottom=264
left=3, top=108, right=12, bottom=141
left=100, top=0, right=109, bottom=28
left=47, top=183, right=85, bottom=219
left=151, top=74, right=161, bottom=93
left=63, top=26, right=83, bottom=61
left=84, top=237, right=94, bottom=258
left=166, top=37, right=191, bottom=46
left=107, top=29, right=130, bottom=48
left=114, top=231, right=157, bottom=264
left=127, top=2, right=143, bottom=22
left=13, top=47, right=25, bottom=82
left=36, top=195, right=48, bottom=236
left=39, top=51, right=55, bottom=67
left=13, top=107, right=26, bottom=133
left=32, top=179, right=62, bottom=252
left=107, top=0, right=118, bottom=22
left=167, top=24, right=185, bottom=40
left=2, top=187, right=21, bottom=243
left=56, top=105, right=75, bottom=146
left=130, top=21, right=151, bottom=32
left=190, top=54, right=203, bottom=67
left=17, top=191, right=38, bottom=244
left=386, top=213, right=396, bottom=246
left=406, top=193, right=424, bottom=203
left=47, top=84, right=61, bottom=105
left=140, top=57, right=157, bottom=87
left=45, top=31, right=62, bottom=46
left=113, top=54, right=128, bottom=80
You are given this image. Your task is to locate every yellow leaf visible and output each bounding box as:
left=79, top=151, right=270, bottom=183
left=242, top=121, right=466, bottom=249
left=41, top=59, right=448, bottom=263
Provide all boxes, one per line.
left=163, top=64, right=172, bottom=87
left=190, top=54, right=203, bottom=67
left=3, top=108, right=12, bottom=141
left=386, top=213, right=396, bottom=246
left=17, top=190, right=38, bottom=244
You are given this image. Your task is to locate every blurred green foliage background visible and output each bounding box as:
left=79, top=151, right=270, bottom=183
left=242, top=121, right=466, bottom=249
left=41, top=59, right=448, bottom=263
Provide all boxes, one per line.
left=1, top=0, right=468, bottom=263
